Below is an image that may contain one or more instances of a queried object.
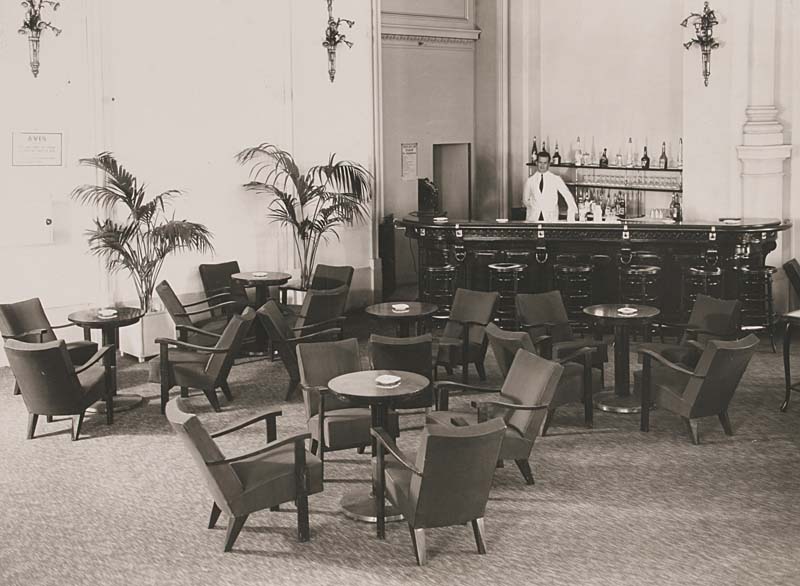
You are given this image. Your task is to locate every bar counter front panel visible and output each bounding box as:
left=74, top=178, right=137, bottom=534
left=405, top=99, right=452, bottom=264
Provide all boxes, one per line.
left=397, top=216, right=791, bottom=324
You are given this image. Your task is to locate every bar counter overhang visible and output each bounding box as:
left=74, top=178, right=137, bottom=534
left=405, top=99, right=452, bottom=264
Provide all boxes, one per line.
left=397, top=214, right=792, bottom=323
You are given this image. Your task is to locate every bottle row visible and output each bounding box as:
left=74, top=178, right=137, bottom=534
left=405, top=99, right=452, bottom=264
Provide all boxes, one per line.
left=529, top=136, right=683, bottom=170
left=572, top=186, right=683, bottom=223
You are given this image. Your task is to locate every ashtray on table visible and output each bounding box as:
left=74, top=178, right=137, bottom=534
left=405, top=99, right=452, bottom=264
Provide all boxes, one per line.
left=375, top=374, right=401, bottom=387
left=617, top=307, right=638, bottom=315
left=391, top=304, right=410, bottom=313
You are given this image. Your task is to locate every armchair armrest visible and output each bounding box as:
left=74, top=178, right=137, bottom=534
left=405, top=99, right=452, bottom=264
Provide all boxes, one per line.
left=6, top=327, right=49, bottom=342
left=208, top=433, right=312, bottom=466
left=520, top=320, right=559, bottom=330
left=51, top=322, right=80, bottom=331
left=371, top=427, right=422, bottom=476
left=470, top=399, right=548, bottom=412
left=685, top=339, right=705, bottom=352
left=74, top=345, right=115, bottom=374
left=556, top=346, right=594, bottom=365
left=684, top=327, right=739, bottom=341
left=184, top=292, right=233, bottom=307
left=175, top=324, right=222, bottom=340
left=292, top=316, right=346, bottom=333
left=176, top=301, right=238, bottom=319
left=433, top=380, right=500, bottom=412
left=210, top=409, right=283, bottom=438
left=290, top=328, right=342, bottom=344
left=637, top=348, right=704, bottom=378
left=154, top=337, right=230, bottom=354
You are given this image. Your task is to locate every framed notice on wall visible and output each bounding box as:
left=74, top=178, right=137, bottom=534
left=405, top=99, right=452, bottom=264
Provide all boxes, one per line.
left=401, top=142, right=418, bottom=181
left=12, top=132, right=63, bottom=167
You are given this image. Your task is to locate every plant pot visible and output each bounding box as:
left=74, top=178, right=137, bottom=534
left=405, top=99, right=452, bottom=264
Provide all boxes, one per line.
left=118, top=310, right=174, bottom=363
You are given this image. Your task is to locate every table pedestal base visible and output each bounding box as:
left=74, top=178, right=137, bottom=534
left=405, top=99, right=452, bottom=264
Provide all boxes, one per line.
left=340, top=490, right=404, bottom=523
left=87, top=394, right=144, bottom=414
left=594, top=390, right=643, bottom=414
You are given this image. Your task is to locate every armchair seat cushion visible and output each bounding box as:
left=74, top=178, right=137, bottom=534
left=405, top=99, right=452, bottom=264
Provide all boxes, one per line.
left=637, top=342, right=700, bottom=369
left=633, top=364, right=692, bottom=417
left=309, top=408, right=399, bottom=450
left=231, top=444, right=323, bottom=514
left=552, top=364, right=602, bottom=408
left=193, top=315, right=230, bottom=335
left=425, top=411, right=532, bottom=460
left=552, top=339, right=608, bottom=365
left=436, top=338, right=483, bottom=366
left=65, top=340, right=99, bottom=366
left=148, top=349, right=209, bottom=384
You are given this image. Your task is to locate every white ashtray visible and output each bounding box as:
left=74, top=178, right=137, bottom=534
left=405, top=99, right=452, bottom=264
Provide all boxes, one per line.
left=495, top=218, right=509, bottom=223
left=252, top=271, right=268, bottom=277
left=391, top=303, right=410, bottom=313
left=97, top=308, right=118, bottom=318
left=433, top=217, right=448, bottom=223
left=376, top=374, right=401, bottom=387
left=617, top=307, right=638, bottom=315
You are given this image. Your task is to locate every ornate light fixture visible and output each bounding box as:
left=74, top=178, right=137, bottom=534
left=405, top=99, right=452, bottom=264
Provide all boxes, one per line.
left=18, top=0, right=62, bottom=78
left=322, top=0, right=354, bottom=83
left=681, top=1, right=720, bottom=87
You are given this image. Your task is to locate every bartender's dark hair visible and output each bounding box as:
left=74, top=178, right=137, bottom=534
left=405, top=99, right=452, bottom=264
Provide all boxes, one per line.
left=537, top=149, right=551, bottom=161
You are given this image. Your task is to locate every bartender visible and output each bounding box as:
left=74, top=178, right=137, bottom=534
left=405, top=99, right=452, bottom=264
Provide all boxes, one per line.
left=523, top=150, right=578, bottom=222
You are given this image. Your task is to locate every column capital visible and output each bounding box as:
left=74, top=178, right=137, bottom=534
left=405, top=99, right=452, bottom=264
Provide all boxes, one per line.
left=737, top=144, right=792, bottom=174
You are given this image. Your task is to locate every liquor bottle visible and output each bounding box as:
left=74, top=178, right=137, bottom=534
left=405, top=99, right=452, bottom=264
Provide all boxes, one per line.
left=575, top=136, right=583, bottom=166
left=552, top=142, right=561, bottom=165
left=670, top=193, right=683, bottom=223
left=617, top=191, right=626, bottom=219
left=640, top=146, right=650, bottom=169
left=599, top=148, right=609, bottom=168
left=677, top=138, right=683, bottom=167
left=626, top=137, right=634, bottom=167
left=530, top=136, right=538, bottom=163
left=659, top=141, right=668, bottom=169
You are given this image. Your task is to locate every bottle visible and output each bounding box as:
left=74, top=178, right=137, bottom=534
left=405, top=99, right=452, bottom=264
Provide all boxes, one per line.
left=541, top=140, right=547, bottom=155
left=640, top=145, right=650, bottom=169
left=626, top=137, right=634, bottom=167
left=575, top=136, right=583, bottom=166
left=677, top=138, right=683, bottom=167
left=530, top=136, right=538, bottom=163
left=659, top=141, right=668, bottom=169
left=599, top=148, right=609, bottom=168
left=552, top=142, right=561, bottom=165
left=617, top=191, right=626, bottom=219
left=615, top=151, right=623, bottom=167
left=670, top=193, right=683, bottom=223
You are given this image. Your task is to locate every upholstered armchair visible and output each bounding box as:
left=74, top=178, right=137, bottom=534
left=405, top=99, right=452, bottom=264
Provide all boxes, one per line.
left=198, top=260, right=253, bottom=317
left=371, top=418, right=506, bottom=565
left=280, top=263, right=354, bottom=301
left=638, top=334, right=759, bottom=444
left=485, top=322, right=596, bottom=431
left=152, top=308, right=255, bottom=413
left=156, top=280, right=238, bottom=346
left=428, top=348, right=563, bottom=485
left=516, top=290, right=608, bottom=383
left=435, top=289, right=499, bottom=383
left=0, top=297, right=98, bottom=395
left=5, top=338, right=114, bottom=440
left=166, top=398, right=323, bottom=552
left=287, top=285, right=349, bottom=336
left=368, top=333, right=435, bottom=411
left=256, top=299, right=342, bottom=401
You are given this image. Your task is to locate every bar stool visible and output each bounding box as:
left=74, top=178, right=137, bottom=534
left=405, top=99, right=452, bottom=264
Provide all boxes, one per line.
left=505, top=250, right=533, bottom=292
left=488, top=262, right=527, bottom=328
left=553, top=254, right=593, bottom=325
left=619, top=252, right=662, bottom=305
left=737, top=265, right=777, bottom=352
left=681, top=265, right=723, bottom=320
left=469, top=250, right=498, bottom=292
left=421, top=264, right=457, bottom=321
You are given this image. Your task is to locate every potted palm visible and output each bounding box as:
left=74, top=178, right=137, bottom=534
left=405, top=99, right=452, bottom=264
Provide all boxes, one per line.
left=235, top=143, right=372, bottom=289
left=71, top=152, right=214, bottom=359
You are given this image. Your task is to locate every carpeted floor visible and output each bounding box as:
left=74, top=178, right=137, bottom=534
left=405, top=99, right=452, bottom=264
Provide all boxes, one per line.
left=1, top=314, right=799, bottom=586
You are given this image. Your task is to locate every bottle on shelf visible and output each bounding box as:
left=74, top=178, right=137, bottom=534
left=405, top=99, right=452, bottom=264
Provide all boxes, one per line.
left=575, top=136, right=583, bottom=166
left=552, top=142, right=561, bottom=165
left=541, top=140, right=548, bottom=155
left=530, top=136, right=538, bottom=163
left=626, top=137, right=634, bottom=167
left=640, top=145, right=650, bottom=169
left=615, top=151, right=623, bottom=167
left=670, top=193, right=683, bottom=223
left=599, top=148, right=609, bottom=168
left=677, top=138, right=683, bottom=168
left=659, top=141, right=668, bottom=169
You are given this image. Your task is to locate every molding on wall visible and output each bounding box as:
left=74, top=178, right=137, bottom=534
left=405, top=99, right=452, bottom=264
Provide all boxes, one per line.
left=382, top=24, right=480, bottom=46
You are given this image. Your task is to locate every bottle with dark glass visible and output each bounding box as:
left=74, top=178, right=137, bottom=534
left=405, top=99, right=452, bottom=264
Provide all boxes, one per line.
left=599, top=148, right=609, bottom=168
left=530, top=136, right=538, bottom=163
left=670, top=193, right=683, bottom=223
left=659, top=141, right=668, bottom=169
left=552, top=142, right=561, bottom=165
left=640, top=146, right=650, bottom=169
left=616, top=191, right=626, bottom=219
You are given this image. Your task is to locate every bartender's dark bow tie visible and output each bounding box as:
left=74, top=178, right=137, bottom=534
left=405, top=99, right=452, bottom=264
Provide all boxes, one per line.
left=539, top=174, right=544, bottom=192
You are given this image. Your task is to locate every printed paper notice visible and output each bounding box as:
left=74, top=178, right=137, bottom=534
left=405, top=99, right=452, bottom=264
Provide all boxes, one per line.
left=12, top=132, right=63, bottom=166
left=401, top=143, right=418, bottom=181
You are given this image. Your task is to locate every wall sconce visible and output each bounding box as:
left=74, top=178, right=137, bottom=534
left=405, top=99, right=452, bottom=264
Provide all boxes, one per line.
left=18, top=0, right=62, bottom=78
left=681, top=1, right=720, bottom=87
left=322, top=0, right=354, bottom=83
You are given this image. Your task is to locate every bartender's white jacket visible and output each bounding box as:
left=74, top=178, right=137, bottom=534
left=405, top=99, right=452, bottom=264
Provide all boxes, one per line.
left=523, top=171, right=578, bottom=222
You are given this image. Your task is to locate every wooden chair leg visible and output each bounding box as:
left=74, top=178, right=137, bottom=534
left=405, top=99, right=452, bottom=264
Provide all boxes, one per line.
left=514, top=458, right=535, bottom=485
left=285, top=379, right=299, bottom=402
left=180, top=386, right=190, bottom=398
left=202, top=387, right=222, bottom=412
left=472, top=517, right=487, bottom=554
left=220, top=382, right=233, bottom=402
left=444, top=364, right=454, bottom=376
left=294, top=440, right=310, bottom=542
left=475, top=360, right=487, bottom=381
left=71, top=411, right=86, bottom=441
left=684, top=418, right=700, bottom=445
left=26, top=413, right=38, bottom=440
left=542, top=409, right=554, bottom=436
left=409, top=526, right=427, bottom=566
left=12, top=380, right=21, bottom=395
left=46, top=415, right=54, bottom=423
left=208, top=502, right=221, bottom=529
left=223, top=515, right=249, bottom=552
left=718, top=410, right=734, bottom=436
left=160, top=381, right=172, bottom=415
left=356, top=446, right=366, bottom=455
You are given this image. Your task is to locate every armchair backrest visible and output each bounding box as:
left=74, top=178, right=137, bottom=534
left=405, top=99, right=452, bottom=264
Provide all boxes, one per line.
left=296, top=337, right=361, bottom=417
left=205, top=308, right=255, bottom=384
left=198, top=260, right=248, bottom=305
left=407, top=418, right=506, bottom=528
left=784, top=259, right=800, bottom=302
left=165, top=398, right=242, bottom=515
left=682, top=334, right=759, bottom=418
left=0, top=298, right=56, bottom=342
left=4, top=339, right=84, bottom=414
left=442, top=289, right=498, bottom=347
left=256, top=300, right=298, bottom=379
left=515, top=291, right=573, bottom=343
left=684, top=294, right=742, bottom=344
left=156, top=280, right=192, bottom=328
left=368, top=333, right=433, bottom=380
left=295, top=285, right=349, bottom=331
left=311, top=264, right=354, bottom=291
left=500, top=348, right=563, bottom=439
left=485, top=322, right=536, bottom=378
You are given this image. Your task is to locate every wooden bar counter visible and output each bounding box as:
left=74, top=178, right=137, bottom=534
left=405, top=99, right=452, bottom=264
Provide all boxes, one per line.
left=396, top=215, right=791, bottom=325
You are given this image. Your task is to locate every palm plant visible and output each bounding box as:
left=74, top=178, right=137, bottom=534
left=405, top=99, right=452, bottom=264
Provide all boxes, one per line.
left=236, top=143, right=372, bottom=288
left=71, top=152, right=214, bottom=313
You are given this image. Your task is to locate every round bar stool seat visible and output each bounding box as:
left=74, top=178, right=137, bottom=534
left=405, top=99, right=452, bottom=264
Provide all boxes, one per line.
left=421, top=264, right=457, bottom=321
left=488, top=262, right=527, bottom=328
left=737, top=265, right=777, bottom=352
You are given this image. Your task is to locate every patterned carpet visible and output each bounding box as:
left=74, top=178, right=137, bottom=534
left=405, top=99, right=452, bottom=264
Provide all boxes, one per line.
left=1, top=314, right=799, bottom=586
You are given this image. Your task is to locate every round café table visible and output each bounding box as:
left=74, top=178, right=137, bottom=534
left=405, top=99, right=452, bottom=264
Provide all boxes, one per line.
left=583, top=303, right=660, bottom=414
left=231, top=271, right=291, bottom=353
left=68, top=307, right=145, bottom=413
left=364, top=302, right=438, bottom=337
left=327, top=369, right=429, bottom=534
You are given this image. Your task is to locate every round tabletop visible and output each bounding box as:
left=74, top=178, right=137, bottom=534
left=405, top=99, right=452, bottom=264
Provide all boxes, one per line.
left=232, top=271, right=292, bottom=286
left=583, top=304, right=660, bottom=324
left=784, top=309, right=800, bottom=325
left=365, top=302, right=438, bottom=320
left=68, top=307, right=144, bottom=328
left=328, top=369, right=430, bottom=404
